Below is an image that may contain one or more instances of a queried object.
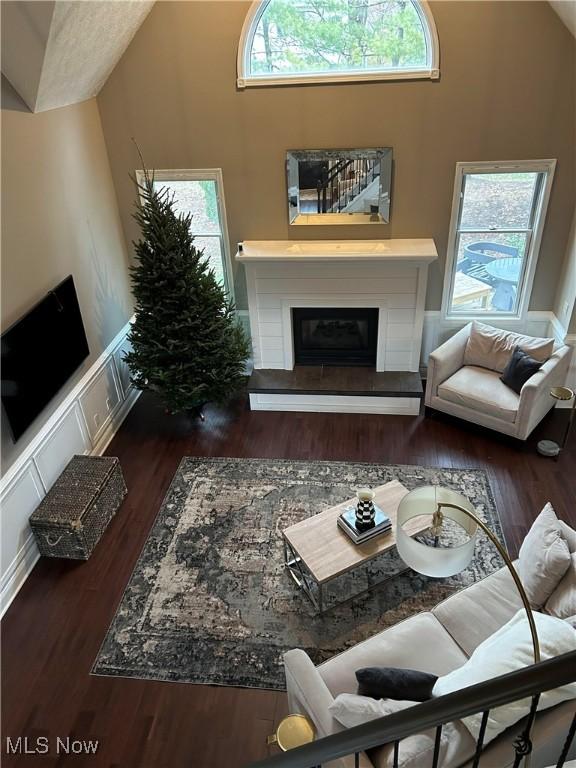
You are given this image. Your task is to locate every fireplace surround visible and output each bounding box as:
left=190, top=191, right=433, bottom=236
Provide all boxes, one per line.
left=236, top=239, right=438, bottom=414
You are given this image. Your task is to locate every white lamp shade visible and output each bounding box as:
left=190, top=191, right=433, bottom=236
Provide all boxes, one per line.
left=396, top=486, right=478, bottom=578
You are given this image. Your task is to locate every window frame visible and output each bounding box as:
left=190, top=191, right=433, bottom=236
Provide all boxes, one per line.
left=135, top=168, right=235, bottom=301
left=236, top=0, right=440, bottom=88
left=441, top=160, right=557, bottom=323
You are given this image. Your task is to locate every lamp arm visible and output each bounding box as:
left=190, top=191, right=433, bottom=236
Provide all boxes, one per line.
left=436, top=502, right=540, bottom=664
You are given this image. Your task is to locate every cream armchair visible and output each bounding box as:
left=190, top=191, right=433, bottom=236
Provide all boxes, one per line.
left=425, top=323, right=573, bottom=440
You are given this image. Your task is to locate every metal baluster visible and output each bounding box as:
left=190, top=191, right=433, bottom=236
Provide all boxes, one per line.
left=431, top=725, right=443, bottom=768
left=512, top=693, right=541, bottom=768
left=393, top=740, right=400, bottom=768
left=556, top=711, right=576, bottom=767
left=472, top=710, right=490, bottom=767
left=355, top=751, right=360, bottom=768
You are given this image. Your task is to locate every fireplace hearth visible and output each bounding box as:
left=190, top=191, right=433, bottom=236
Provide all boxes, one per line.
left=292, top=307, right=378, bottom=366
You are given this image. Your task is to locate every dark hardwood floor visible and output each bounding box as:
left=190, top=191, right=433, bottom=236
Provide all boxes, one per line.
left=2, top=393, right=575, bottom=767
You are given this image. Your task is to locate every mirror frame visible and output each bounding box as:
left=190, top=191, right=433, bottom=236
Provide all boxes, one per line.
left=286, top=148, right=392, bottom=226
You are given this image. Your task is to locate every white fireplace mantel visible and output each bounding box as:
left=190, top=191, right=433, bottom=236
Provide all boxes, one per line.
left=236, top=239, right=438, bottom=264
left=236, top=239, right=438, bottom=413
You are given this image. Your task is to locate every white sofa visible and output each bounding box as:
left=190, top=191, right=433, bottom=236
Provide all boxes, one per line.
left=424, top=323, right=572, bottom=440
left=285, top=551, right=576, bottom=768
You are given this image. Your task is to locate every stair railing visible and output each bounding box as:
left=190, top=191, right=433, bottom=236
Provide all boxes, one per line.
left=247, top=651, right=576, bottom=768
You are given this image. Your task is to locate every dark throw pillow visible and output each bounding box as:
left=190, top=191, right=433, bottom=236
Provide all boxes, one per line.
left=355, top=667, right=438, bottom=702
left=500, top=346, right=543, bottom=394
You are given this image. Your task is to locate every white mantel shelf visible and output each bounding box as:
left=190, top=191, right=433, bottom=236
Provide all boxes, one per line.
left=236, top=239, right=438, bottom=263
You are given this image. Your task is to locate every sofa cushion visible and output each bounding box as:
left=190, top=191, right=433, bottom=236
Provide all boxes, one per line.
left=559, top=520, right=576, bottom=553
left=318, top=613, right=467, bottom=699
left=518, top=502, right=571, bottom=609
left=369, top=720, right=475, bottom=768
left=545, top=553, right=576, bottom=619
left=329, top=693, right=415, bottom=729
left=459, top=700, right=576, bottom=768
left=438, top=366, right=519, bottom=423
left=432, top=565, right=522, bottom=656
left=433, top=610, right=576, bottom=746
left=463, top=320, right=554, bottom=373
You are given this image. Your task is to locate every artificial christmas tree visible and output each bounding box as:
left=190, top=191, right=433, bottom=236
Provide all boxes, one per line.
left=124, top=170, right=249, bottom=417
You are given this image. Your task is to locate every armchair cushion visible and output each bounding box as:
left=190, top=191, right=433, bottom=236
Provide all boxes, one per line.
left=463, top=321, right=554, bottom=373
left=438, top=366, right=519, bottom=423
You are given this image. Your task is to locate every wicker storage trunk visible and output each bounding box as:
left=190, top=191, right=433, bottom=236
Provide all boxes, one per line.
left=30, top=455, right=127, bottom=560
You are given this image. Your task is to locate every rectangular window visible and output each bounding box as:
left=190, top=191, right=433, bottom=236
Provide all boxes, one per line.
left=136, top=169, right=234, bottom=299
left=442, top=161, right=556, bottom=319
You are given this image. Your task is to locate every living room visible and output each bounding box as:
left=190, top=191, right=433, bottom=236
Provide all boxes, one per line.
left=1, top=1, right=576, bottom=767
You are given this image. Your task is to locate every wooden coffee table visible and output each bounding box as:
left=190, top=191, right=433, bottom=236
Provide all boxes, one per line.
left=282, top=480, right=429, bottom=613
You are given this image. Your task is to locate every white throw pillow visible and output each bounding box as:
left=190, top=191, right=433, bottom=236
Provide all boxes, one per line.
left=329, top=693, right=415, bottom=729
left=463, top=321, right=554, bottom=373
left=559, top=520, right=576, bottom=553
left=329, top=695, right=475, bottom=768
left=433, top=610, right=576, bottom=745
left=518, top=502, right=571, bottom=608
left=545, top=553, right=576, bottom=619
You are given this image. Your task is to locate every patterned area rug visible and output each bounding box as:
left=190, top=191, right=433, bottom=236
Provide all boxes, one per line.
left=92, top=458, right=503, bottom=690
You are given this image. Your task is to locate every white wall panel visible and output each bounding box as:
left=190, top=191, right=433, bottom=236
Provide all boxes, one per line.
left=34, top=403, right=90, bottom=491
left=0, top=318, right=139, bottom=617
left=0, top=462, right=44, bottom=611
left=113, top=338, right=133, bottom=397
left=79, top=358, right=121, bottom=442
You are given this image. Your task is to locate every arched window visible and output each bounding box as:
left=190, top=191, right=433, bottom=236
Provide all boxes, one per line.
left=237, top=0, right=439, bottom=88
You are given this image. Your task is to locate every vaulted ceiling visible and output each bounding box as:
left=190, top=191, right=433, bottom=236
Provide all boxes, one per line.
left=1, top=0, right=154, bottom=113
left=1, top=0, right=574, bottom=115
left=549, top=1, right=576, bottom=38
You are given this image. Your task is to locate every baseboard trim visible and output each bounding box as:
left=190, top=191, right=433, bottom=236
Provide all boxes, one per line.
left=0, top=533, right=40, bottom=615
left=91, top=387, right=141, bottom=455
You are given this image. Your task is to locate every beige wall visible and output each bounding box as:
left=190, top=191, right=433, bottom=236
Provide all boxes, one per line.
left=1, top=78, right=133, bottom=472
left=97, top=1, right=575, bottom=312
left=554, top=210, right=576, bottom=334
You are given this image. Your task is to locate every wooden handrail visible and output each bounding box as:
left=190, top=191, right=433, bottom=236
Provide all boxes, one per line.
left=247, top=651, right=576, bottom=768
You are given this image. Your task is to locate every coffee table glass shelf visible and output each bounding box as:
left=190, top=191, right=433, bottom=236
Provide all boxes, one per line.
left=282, top=480, right=430, bottom=613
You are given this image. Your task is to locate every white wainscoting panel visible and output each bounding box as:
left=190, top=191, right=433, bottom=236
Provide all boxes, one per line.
left=34, top=403, right=91, bottom=491
left=0, top=318, right=140, bottom=617
left=420, top=311, right=560, bottom=368
left=79, top=358, right=122, bottom=442
left=0, top=462, right=44, bottom=609
left=113, top=338, right=133, bottom=398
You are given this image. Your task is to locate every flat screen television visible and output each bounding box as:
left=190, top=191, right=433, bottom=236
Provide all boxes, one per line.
left=1, top=276, right=89, bottom=441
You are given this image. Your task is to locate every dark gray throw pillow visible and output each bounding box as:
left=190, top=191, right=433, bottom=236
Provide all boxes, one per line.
left=500, top=346, right=543, bottom=395
left=355, top=667, right=438, bottom=701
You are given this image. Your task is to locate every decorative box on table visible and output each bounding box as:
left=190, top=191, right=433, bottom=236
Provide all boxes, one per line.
left=30, top=455, right=127, bottom=560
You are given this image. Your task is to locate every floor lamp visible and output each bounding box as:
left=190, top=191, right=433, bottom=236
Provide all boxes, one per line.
left=396, top=486, right=540, bottom=767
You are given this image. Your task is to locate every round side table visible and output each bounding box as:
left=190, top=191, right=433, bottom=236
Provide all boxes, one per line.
left=267, top=714, right=315, bottom=752
left=537, top=386, right=576, bottom=457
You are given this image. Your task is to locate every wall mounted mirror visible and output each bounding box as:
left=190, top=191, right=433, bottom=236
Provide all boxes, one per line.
left=286, top=148, right=392, bottom=226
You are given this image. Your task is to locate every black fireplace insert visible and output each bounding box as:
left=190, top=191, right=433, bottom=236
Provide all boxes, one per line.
left=292, top=307, right=378, bottom=366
